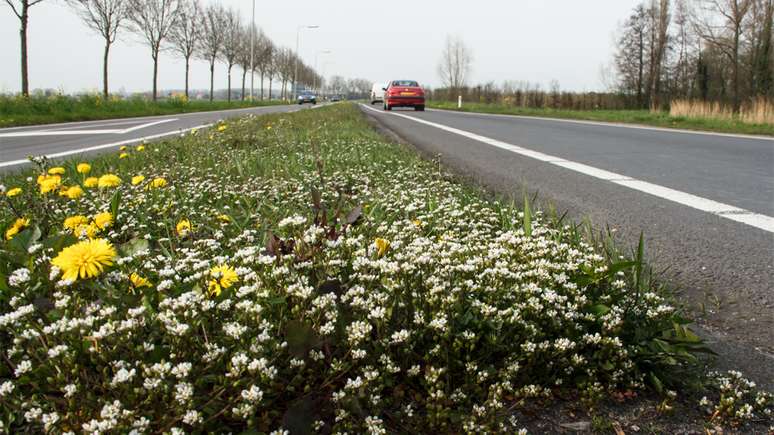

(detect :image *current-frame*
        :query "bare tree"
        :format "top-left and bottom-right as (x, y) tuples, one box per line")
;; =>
(67, 0), (128, 98)
(4, 0), (47, 96)
(219, 7), (241, 102)
(168, 0), (200, 99)
(198, 3), (226, 101)
(693, 0), (753, 111)
(237, 25), (254, 101)
(127, 0), (180, 100)
(616, 4), (649, 106)
(254, 32), (273, 100)
(748, 0), (773, 96)
(437, 34), (473, 98)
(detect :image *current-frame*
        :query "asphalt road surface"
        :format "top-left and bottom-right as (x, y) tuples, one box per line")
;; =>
(360, 104), (774, 389)
(0, 103), (319, 169)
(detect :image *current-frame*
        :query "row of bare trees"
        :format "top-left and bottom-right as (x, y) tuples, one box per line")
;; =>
(4, 0), (324, 101)
(616, 0), (773, 111)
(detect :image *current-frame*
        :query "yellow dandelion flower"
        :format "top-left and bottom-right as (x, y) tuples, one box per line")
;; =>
(412, 219), (422, 227)
(74, 223), (99, 239)
(51, 238), (116, 282)
(119, 146), (128, 151)
(129, 272), (151, 289)
(48, 167), (66, 175)
(5, 217), (30, 240)
(98, 174), (121, 188)
(131, 175), (145, 186)
(217, 214), (231, 223)
(93, 211), (113, 230)
(64, 185), (84, 199)
(84, 177), (99, 188)
(217, 124), (227, 132)
(374, 238), (390, 258)
(176, 219), (192, 237)
(39, 176), (61, 194)
(147, 177), (167, 189)
(64, 215), (89, 232)
(207, 264), (238, 297)
(6, 187), (22, 198)
(119, 152), (129, 159)
(77, 163), (92, 174)
(136, 145), (145, 151)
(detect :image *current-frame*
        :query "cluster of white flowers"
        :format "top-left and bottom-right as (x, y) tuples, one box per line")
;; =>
(700, 370), (773, 426)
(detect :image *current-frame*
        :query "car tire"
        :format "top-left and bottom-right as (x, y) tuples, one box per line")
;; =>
(386, 105), (392, 111)
(312, 100), (316, 105)
(415, 105), (425, 111)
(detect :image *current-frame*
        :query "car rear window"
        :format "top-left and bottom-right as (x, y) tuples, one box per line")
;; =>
(392, 80), (419, 87)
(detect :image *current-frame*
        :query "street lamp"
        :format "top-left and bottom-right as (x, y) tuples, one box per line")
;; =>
(314, 50), (332, 93)
(249, 0), (255, 100)
(293, 24), (319, 101)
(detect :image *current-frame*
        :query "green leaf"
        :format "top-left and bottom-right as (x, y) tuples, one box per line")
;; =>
(649, 372), (664, 394)
(285, 320), (319, 358)
(588, 304), (611, 316)
(121, 238), (150, 257)
(110, 190), (122, 218)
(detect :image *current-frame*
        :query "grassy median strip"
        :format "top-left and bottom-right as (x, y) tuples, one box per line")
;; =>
(0, 94), (285, 128)
(0, 104), (771, 432)
(428, 101), (774, 137)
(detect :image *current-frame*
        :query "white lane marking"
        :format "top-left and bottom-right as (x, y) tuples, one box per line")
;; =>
(427, 108), (774, 142)
(0, 122), (213, 168)
(361, 104), (774, 233)
(0, 119), (177, 137)
(119, 118), (177, 133)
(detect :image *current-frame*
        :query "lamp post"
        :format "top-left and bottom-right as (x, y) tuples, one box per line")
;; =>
(249, 0), (255, 100)
(293, 24), (318, 101)
(314, 50), (332, 93)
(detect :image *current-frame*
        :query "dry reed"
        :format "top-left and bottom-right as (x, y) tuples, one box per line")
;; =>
(670, 98), (774, 125)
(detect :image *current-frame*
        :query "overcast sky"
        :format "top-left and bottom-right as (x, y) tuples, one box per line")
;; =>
(0, 0), (641, 94)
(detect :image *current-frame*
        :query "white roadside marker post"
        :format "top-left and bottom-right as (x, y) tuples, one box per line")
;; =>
(458, 95), (462, 108)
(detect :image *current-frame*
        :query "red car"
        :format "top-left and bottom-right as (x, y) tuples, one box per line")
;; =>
(383, 80), (425, 111)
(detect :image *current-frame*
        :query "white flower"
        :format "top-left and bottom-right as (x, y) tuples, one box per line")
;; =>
(8, 268), (30, 286)
(182, 409), (202, 425)
(175, 382), (194, 404)
(0, 381), (15, 397)
(171, 362), (192, 379)
(14, 359), (32, 377)
(111, 367), (136, 387)
(241, 385), (263, 403)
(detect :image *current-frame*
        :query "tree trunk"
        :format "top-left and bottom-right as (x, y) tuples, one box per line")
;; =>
(209, 60), (215, 101)
(152, 53), (159, 101)
(227, 65), (232, 102)
(637, 29), (644, 107)
(20, 5), (29, 96)
(103, 39), (110, 99)
(241, 69), (247, 101)
(184, 57), (190, 99)
(269, 77), (272, 99)
(733, 27), (740, 112)
(260, 72), (264, 100)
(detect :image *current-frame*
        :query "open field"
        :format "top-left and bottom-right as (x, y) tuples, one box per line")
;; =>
(427, 101), (774, 137)
(0, 94), (286, 128)
(1, 104), (771, 432)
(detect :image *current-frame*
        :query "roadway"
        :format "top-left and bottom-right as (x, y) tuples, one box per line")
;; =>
(360, 103), (774, 388)
(0, 103), (318, 168)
